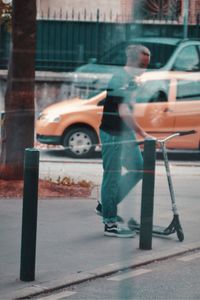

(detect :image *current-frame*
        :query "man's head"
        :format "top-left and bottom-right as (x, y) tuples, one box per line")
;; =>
(125, 45), (151, 69)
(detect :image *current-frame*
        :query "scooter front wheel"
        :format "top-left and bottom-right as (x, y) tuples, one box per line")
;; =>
(176, 228), (184, 242)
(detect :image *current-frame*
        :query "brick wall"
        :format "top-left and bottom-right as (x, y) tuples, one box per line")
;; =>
(189, 0), (200, 24)
(37, 0), (200, 23)
(37, 0), (122, 21)
(120, 0), (134, 21)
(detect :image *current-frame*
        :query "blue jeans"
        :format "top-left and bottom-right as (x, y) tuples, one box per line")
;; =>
(100, 129), (143, 224)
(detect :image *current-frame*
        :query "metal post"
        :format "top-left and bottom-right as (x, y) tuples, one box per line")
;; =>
(95, 9), (100, 60)
(20, 148), (40, 281)
(183, 0), (189, 39)
(139, 138), (156, 250)
(0, 111), (5, 154)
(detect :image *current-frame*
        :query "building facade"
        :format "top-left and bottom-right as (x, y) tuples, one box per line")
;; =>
(37, 0), (128, 22)
(37, 0), (200, 24)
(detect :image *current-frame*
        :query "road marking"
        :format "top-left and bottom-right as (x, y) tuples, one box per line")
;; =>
(37, 290), (76, 300)
(178, 252), (200, 262)
(107, 268), (152, 281)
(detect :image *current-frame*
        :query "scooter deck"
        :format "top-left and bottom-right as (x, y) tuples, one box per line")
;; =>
(133, 224), (171, 236)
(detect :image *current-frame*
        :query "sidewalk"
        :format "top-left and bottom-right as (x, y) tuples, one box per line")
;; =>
(1, 164), (200, 300)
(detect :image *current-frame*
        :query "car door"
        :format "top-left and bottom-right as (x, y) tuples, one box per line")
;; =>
(171, 75), (200, 149)
(170, 45), (200, 149)
(134, 77), (176, 141)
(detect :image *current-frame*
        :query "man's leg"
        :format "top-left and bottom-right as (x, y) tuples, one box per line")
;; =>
(116, 132), (143, 205)
(100, 130), (122, 224)
(100, 130), (137, 238)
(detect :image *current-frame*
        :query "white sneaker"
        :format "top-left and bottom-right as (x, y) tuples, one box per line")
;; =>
(104, 224), (136, 238)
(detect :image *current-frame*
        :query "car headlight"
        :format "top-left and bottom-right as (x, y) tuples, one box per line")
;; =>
(38, 113), (61, 123)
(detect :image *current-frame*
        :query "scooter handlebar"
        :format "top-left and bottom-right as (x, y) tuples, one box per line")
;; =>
(137, 130), (196, 145)
(178, 130), (196, 136)
(157, 130), (197, 144)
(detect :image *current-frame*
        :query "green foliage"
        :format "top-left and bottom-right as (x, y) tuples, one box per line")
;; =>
(0, 0), (12, 31)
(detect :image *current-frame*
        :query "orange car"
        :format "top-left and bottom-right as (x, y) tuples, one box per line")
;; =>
(36, 70), (200, 158)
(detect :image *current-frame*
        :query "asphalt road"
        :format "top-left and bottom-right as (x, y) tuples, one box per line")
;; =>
(33, 250), (200, 300)
(1, 148), (199, 300)
(38, 148), (200, 186)
(39, 147), (200, 162)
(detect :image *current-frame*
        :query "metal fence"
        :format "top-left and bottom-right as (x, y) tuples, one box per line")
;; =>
(0, 6), (200, 72)
(35, 19), (126, 71)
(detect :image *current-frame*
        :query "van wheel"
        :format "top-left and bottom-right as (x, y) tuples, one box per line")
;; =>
(62, 127), (98, 158)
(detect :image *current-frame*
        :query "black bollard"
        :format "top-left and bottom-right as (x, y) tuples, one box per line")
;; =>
(20, 148), (40, 281)
(139, 138), (156, 250)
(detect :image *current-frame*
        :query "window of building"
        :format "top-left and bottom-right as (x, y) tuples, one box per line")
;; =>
(134, 0), (181, 20)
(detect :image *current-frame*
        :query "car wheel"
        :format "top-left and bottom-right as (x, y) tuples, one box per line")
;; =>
(62, 127), (98, 158)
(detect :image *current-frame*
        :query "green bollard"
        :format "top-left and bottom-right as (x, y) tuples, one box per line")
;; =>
(139, 138), (156, 250)
(20, 148), (40, 281)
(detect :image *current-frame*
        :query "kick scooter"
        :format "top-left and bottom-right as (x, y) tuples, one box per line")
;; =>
(128, 130), (196, 242)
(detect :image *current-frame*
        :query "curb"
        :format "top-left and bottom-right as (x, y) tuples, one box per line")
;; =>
(13, 242), (200, 300)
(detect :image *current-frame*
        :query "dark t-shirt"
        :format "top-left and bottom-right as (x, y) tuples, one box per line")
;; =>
(100, 69), (138, 135)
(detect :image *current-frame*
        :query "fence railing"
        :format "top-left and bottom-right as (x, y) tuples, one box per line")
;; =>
(1, 7), (200, 72)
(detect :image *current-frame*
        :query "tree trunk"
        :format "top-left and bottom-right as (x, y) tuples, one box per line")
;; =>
(0, 0), (36, 179)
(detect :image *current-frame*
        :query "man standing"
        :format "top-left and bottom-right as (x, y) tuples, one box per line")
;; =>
(98, 45), (152, 238)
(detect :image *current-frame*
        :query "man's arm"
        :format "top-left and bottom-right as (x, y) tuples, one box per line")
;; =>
(118, 103), (150, 138)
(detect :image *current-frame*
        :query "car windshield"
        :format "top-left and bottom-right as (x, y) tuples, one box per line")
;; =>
(97, 42), (176, 69)
(74, 85), (102, 100)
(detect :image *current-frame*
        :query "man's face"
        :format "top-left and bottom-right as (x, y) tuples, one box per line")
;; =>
(138, 52), (150, 69)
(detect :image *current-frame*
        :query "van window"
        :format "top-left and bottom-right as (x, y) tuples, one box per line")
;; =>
(176, 80), (200, 101)
(98, 42), (176, 69)
(173, 46), (200, 71)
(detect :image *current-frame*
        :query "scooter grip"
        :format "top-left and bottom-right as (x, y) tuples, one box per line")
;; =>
(178, 130), (196, 136)
(137, 140), (145, 146)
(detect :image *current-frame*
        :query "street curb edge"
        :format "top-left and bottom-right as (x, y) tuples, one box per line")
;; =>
(13, 242), (200, 300)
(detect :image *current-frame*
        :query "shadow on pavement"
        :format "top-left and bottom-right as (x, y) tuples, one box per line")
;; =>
(155, 150), (200, 161)
(40, 148), (102, 159)
(40, 148), (199, 161)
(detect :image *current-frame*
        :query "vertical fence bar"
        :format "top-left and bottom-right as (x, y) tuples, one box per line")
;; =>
(139, 138), (156, 250)
(20, 148), (40, 281)
(183, 0), (189, 38)
(95, 9), (100, 60)
(0, 111), (5, 155)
